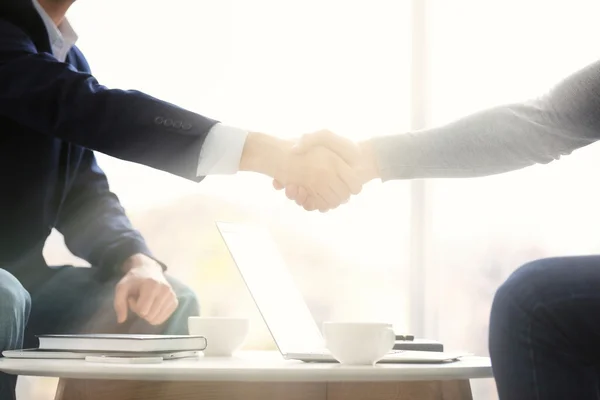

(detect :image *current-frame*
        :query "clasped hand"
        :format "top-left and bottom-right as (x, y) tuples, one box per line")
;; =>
(274, 130), (378, 212)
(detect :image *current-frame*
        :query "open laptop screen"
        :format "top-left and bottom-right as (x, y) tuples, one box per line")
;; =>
(216, 222), (325, 354)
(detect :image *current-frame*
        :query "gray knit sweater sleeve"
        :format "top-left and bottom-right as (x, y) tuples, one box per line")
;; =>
(372, 60), (600, 181)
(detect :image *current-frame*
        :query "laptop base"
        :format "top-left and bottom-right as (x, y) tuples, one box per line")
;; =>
(284, 350), (469, 364)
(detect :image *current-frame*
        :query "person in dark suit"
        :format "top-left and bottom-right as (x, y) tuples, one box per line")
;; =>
(0, 0), (363, 398)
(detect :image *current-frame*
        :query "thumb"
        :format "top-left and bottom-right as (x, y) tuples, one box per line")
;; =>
(294, 130), (362, 166)
(113, 282), (130, 323)
(291, 132), (322, 154)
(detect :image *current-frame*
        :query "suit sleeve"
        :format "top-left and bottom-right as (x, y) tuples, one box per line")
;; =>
(0, 19), (218, 181)
(371, 59), (600, 180)
(55, 150), (162, 273)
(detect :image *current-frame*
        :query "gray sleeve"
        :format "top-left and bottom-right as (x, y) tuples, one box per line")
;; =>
(372, 60), (600, 181)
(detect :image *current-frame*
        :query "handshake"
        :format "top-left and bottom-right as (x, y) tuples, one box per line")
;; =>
(241, 130), (380, 212)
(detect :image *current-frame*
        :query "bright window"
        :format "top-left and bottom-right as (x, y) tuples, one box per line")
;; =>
(426, 1), (600, 398)
(44, 0), (413, 349)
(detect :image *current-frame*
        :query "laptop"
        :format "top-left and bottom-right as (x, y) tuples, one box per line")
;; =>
(215, 221), (469, 363)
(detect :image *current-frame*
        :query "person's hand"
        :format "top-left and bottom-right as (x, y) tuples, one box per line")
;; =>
(237, 130), (364, 211)
(114, 254), (177, 326)
(275, 142), (363, 211)
(293, 130), (364, 166)
(273, 130), (380, 211)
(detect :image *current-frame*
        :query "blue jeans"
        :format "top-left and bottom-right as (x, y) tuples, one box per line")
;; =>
(0, 266), (199, 400)
(490, 255), (600, 400)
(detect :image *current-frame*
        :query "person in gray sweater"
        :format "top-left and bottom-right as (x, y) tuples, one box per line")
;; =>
(275, 59), (600, 400)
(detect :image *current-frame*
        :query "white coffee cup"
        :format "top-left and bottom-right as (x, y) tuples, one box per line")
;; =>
(323, 321), (395, 365)
(188, 316), (250, 357)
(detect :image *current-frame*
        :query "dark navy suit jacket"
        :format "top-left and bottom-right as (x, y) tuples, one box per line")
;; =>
(0, 0), (217, 275)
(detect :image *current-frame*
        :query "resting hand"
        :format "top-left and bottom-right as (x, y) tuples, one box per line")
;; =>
(114, 254), (178, 326)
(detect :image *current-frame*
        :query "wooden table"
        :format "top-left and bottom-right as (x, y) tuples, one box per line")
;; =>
(0, 351), (493, 400)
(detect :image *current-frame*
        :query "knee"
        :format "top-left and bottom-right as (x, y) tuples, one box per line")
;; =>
(0, 269), (31, 316)
(490, 259), (547, 330)
(167, 277), (200, 317)
(0, 269), (30, 343)
(177, 286), (200, 317)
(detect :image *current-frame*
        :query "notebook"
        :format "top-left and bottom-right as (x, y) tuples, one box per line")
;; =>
(36, 334), (207, 353)
(2, 348), (200, 360)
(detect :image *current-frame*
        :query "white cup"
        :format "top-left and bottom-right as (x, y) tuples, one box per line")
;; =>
(188, 317), (250, 357)
(323, 321), (395, 365)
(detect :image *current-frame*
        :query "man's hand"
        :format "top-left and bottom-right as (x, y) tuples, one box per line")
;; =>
(278, 145), (363, 211)
(239, 132), (363, 211)
(114, 254), (178, 326)
(272, 130), (380, 211)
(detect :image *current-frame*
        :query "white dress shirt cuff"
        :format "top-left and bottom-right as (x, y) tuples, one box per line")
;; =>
(196, 123), (249, 176)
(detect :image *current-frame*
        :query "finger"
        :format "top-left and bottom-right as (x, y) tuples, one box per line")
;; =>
(284, 185), (300, 200)
(316, 170), (346, 209)
(302, 196), (319, 211)
(146, 288), (174, 324)
(128, 297), (137, 314)
(311, 186), (336, 212)
(318, 200), (331, 213)
(317, 184), (339, 209)
(295, 187), (309, 206)
(327, 176), (351, 206)
(303, 191), (327, 212)
(135, 282), (161, 318)
(153, 298), (179, 326)
(113, 281), (130, 323)
(272, 180), (284, 190)
(336, 160), (363, 195)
